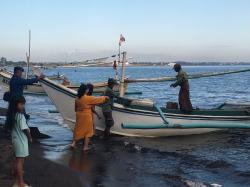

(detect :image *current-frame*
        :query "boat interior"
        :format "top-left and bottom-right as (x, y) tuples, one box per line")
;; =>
(115, 97), (250, 116)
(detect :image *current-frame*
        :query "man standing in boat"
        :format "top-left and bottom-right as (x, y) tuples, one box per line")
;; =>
(101, 78), (117, 138)
(170, 63), (193, 112)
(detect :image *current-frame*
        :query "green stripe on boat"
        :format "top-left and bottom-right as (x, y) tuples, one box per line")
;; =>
(122, 122), (250, 129)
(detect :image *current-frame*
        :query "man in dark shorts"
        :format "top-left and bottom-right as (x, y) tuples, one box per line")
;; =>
(102, 78), (117, 138)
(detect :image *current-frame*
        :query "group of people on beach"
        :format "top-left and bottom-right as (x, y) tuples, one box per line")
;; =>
(3, 63), (192, 187)
(69, 62), (193, 154)
(3, 66), (118, 187)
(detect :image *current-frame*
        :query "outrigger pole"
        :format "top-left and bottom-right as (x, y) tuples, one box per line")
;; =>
(126, 68), (250, 83)
(26, 30), (31, 79)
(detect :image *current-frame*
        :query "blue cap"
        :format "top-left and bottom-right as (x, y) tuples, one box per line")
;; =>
(14, 66), (24, 73)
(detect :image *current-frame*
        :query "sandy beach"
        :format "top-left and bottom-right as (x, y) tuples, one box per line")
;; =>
(0, 126), (85, 187)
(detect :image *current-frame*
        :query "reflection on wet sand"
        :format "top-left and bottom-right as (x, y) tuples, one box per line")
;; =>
(69, 151), (91, 173)
(67, 144), (110, 187)
(54, 132), (250, 187)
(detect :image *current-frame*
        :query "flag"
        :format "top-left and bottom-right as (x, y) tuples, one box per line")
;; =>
(119, 34), (125, 45)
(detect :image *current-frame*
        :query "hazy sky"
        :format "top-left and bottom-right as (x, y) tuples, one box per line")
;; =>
(1, 0), (250, 62)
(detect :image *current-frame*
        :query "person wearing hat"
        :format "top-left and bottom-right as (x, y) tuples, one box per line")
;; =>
(101, 78), (117, 138)
(8, 67), (44, 121)
(9, 66), (44, 98)
(170, 64), (193, 112)
(4, 67), (45, 130)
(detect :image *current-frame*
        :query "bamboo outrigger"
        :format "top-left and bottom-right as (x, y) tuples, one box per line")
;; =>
(125, 68), (250, 83)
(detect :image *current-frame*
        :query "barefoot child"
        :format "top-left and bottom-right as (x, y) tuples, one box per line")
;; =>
(6, 96), (32, 187)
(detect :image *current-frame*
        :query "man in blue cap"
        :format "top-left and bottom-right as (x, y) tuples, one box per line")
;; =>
(6, 67), (44, 121)
(9, 66), (44, 98)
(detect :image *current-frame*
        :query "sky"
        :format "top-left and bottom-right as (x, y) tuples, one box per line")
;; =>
(0, 0), (250, 62)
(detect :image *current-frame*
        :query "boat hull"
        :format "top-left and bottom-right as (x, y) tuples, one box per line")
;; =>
(38, 78), (250, 137)
(0, 70), (119, 95)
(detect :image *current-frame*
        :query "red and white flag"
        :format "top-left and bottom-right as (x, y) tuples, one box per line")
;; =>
(119, 34), (125, 45)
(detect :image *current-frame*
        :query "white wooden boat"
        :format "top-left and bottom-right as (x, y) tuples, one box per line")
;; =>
(39, 77), (250, 137)
(67, 82), (123, 93)
(0, 69), (121, 95)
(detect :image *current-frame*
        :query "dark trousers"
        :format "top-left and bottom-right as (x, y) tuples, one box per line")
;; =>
(179, 82), (193, 113)
(103, 111), (114, 137)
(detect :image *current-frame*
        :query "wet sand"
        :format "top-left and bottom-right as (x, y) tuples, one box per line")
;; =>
(2, 124), (250, 187)
(0, 126), (85, 187)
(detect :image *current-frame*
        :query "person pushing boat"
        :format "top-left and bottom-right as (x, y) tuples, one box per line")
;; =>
(170, 63), (193, 112)
(4, 67), (44, 129)
(9, 66), (44, 98)
(70, 84), (108, 151)
(101, 78), (118, 138)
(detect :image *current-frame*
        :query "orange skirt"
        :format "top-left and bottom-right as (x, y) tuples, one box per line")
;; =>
(73, 112), (94, 140)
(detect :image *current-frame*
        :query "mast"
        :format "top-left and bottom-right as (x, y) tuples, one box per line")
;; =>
(116, 42), (121, 80)
(118, 43), (121, 63)
(26, 30), (31, 79)
(119, 51), (127, 97)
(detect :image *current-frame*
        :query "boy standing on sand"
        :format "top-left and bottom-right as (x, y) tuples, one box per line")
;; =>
(102, 78), (117, 138)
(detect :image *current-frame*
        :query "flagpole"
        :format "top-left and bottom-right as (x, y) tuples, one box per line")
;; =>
(119, 51), (127, 97)
(118, 43), (121, 63)
(26, 30), (31, 79)
(116, 42), (121, 80)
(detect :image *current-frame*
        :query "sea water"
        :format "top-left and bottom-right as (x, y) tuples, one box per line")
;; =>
(1, 65), (250, 187)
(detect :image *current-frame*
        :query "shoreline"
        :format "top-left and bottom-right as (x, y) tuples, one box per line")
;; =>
(0, 126), (85, 187)
(2, 63), (250, 69)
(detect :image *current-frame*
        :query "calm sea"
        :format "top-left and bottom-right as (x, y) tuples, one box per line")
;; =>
(1, 65), (250, 187)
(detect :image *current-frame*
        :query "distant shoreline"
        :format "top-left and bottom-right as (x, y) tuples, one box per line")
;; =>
(1, 59), (250, 68)
(39, 62), (250, 68)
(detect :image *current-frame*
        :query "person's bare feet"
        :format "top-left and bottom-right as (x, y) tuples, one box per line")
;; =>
(12, 182), (30, 187)
(70, 144), (76, 149)
(83, 146), (91, 152)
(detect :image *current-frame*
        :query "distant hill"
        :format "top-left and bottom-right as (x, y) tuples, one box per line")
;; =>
(1, 56), (250, 67)
(0, 57), (26, 66)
